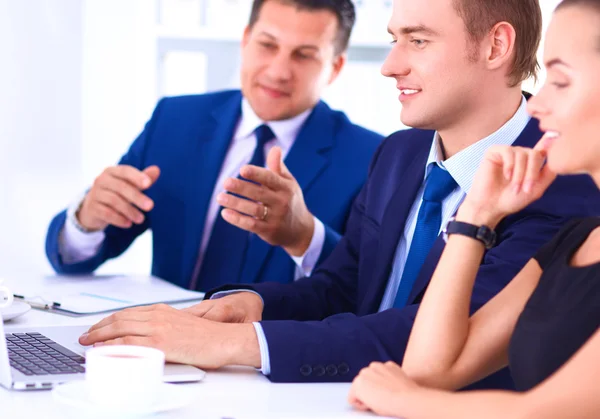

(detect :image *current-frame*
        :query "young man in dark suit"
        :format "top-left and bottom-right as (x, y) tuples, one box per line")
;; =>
(45, 0), (383, 291)
(78, 0), (599, 391)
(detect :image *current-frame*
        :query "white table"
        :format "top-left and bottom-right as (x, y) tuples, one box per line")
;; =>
(1, 303), (377, 419)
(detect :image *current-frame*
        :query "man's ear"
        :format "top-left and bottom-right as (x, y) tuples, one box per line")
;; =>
(242, 25), (252, 48)
(485, 21), (517, 73)
(328, 53), (347, 85)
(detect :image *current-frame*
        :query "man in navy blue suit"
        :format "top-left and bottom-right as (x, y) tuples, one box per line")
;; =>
(45, 0), (382, 291)
(79, 0), (599, 389)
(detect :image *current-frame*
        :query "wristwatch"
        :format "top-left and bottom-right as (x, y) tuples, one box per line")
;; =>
(442, 217), (497, 249)
(67, 193), (94, 234)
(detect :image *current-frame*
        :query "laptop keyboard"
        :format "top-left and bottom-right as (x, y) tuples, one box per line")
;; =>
(5, 332), (86, 376)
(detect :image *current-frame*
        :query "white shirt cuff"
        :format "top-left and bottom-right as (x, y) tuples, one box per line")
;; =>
(290, 216), (325, 278)
(58, 194), (106, 264)
(252, 322), (271, 376)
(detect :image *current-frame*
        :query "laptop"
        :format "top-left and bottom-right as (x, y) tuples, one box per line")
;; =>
(1, 320), (205, 390)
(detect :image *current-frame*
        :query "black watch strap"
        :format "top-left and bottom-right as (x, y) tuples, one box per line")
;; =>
(444, 219), (497, 249)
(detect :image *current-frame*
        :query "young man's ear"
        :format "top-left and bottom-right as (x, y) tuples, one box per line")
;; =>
(486, 22), (517, 72)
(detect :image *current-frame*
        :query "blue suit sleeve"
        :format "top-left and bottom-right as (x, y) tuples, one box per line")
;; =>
(45, 99), (166, 274)
(258, 210), (577, 383)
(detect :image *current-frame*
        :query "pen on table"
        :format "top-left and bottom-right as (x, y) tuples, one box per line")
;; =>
(13, 294), (61, 310)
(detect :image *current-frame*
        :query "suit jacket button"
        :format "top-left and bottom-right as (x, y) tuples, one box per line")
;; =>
(300, 364), (312, 377)
(326, 364), (338, 376)
(338, 363), (350, 375)
(313, 365), (326, 377)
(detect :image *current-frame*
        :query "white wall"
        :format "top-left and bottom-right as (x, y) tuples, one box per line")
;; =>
(0, 0), (84, 279)
(0, 0), (158, 279)
(82, 0), (158, 181)
(524, 0), (564, 93)
(80, 0), (158, 275)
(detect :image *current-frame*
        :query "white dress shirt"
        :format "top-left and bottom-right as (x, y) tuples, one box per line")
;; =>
(58, 99), (326, 282)
(248, 96), (531, 375)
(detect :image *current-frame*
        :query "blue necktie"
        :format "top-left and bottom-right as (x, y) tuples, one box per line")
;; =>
(194, 124), (276, 291)
(392, 165), (457, 308)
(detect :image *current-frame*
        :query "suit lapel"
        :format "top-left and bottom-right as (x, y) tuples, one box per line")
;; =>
(360, 133), (432, 312)
(241, 102), (334, 284)
(181, 93), (243, 286)
(284, 101), (333, 190)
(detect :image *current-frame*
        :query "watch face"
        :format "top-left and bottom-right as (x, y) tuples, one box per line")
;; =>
(476, 227), (497, 249)
(444, 219), (497, 249)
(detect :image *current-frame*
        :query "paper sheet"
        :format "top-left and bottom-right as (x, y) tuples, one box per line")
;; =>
(12, 275), (205, 315)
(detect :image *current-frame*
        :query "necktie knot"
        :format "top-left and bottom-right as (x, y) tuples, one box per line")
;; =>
(254, 124), (276, 149)
(248, 124), (276, 169)
(422, 165), (457, 203)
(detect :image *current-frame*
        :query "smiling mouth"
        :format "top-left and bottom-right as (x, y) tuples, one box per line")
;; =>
(398, 89), (422, 102)
(400, 89), (421, 95)
(259, 85), (290, 98)
(542, 130), (562, 143)
(540, 130), (561, 150)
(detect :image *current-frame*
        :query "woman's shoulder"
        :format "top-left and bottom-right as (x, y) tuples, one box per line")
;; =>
(534, 217), (600, 269)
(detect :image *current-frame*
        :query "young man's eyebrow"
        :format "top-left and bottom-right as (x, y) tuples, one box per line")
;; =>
(387, 25), (440, 37)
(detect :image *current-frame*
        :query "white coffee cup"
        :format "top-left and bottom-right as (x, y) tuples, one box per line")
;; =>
(0, 279), (13, 310)
(85, 345), (165, 411)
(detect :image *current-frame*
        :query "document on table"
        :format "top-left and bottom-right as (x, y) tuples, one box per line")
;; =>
(11, 275), (205, 316)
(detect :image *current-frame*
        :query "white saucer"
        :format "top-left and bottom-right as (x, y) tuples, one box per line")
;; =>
(1, 301), (31, 321)
(52, 381), (195, 418)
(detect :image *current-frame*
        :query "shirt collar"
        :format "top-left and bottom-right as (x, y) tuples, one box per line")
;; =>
(234, 98), (313, 150)
(426, 95), (530, 193)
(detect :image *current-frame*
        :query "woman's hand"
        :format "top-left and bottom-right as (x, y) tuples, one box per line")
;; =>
(459, 136), (556, 228)
(348, 361), (419, 418)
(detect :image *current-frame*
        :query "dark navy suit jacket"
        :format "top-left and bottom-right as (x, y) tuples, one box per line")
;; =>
(207, 119), (600, 385)
(45, 90), (383, 290)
